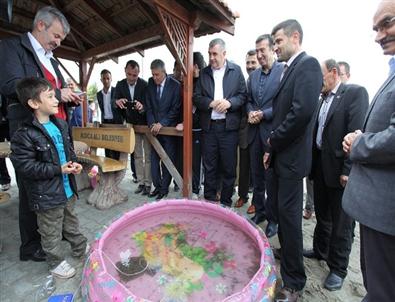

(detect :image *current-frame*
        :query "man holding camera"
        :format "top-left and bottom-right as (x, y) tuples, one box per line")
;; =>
(114, 60), (150, 194)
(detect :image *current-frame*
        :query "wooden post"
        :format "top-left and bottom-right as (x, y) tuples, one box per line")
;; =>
(79, 60), (88, 126)
(182, 26), (194, 198)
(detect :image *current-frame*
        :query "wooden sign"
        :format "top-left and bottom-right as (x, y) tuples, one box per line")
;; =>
(72, 127), (135, 153)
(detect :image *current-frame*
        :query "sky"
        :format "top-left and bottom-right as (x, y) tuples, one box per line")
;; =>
(60, 0), (388, 100)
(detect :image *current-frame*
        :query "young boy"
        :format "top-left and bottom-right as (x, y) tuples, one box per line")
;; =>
(10, 77), (87, 279)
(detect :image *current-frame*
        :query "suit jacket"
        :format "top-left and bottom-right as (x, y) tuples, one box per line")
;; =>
(145, 76), (181, 127)
(0, 33), (67, 123)
(311, 83), (369, 188)
(270, 52), (323, 179)
(113, 78), (148, 125)
(96, 86), (122, 123)
(247, 61), (283, 148)
(343, 73), (395, 236)
(193, 60), (247, 132)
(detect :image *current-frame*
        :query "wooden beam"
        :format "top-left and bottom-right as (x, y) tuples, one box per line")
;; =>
(149, 0), (191, 24)
(63, 0), (83, 13)
(82, 0), (123, 37)
(133, 125), (182, 137)
(55, 57), (79, 85)
(193, 10), (235, 35)
(182, 25), (194, 198)
(205, 0), (235, 25)
(81, 24), (162, 60)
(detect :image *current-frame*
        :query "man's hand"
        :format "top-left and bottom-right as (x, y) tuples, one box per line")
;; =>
(248, 110), (263, 124)
(151, 123), (163, 136)
(343, 130), (362, 155)
(134, 100), (144, 111)
(115, 98), (128, 109)
(175, 123), (183, 131)
(263, 152), (271, 170)
(214, 99), (231, 113)
(60, 88), (81, 104)
(340, 175), (348, 187)
(209, 99), (220, 109)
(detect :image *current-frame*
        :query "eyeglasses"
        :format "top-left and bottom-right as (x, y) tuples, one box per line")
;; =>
(374, 16), (395, 32)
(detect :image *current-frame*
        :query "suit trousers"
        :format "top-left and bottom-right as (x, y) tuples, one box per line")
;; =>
(360, 224), (395, 302)
(151, 135), (176, 194)
(304, 178), (314, 211)
(102, 119), (120, 160)
(237, 145), (250, 200)
(313, 154), (353, 278)
(134, 133), (151, 187)
(9, 117), (42, 256)
(192, 130), (202, 194)
(202, 121), (238, 207)
(249, 135), (276, 222)
(273, 173), (306, 290)
(0, 121), (10, 185)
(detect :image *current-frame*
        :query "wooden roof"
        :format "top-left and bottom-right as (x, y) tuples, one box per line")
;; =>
(0, 0), (237, 63)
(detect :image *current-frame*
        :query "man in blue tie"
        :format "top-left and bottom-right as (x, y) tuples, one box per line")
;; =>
(145, 59), (181, 200)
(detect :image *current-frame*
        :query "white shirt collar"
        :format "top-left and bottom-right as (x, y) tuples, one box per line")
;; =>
(102, 87), (112, 95)
(27, 32), (53, 59)
(285, 50), (303, 68)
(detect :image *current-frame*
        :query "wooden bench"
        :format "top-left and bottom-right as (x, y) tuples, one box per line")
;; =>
(72, 126), (135, 209)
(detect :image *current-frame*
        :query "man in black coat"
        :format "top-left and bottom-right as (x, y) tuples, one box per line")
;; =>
(0, 6), (80, 262)
(194, 38), (246, 207)
(266, 20), (323, 301)
(305, 59), (369, 291)
(114, 60), (150, 194)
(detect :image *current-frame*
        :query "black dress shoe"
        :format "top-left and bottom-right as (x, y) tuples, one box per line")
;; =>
(148, 189), (160, 198)
(265, 221), (278, 238)
(303, 249), (324, 260)
(134, 185), (145, 194)
(324, 271), (344, 291)
(272, 248), (281, 260)
(251, 213), (266, 224)
(20, 249), (46, 262)
(156, 193), (168, 200)
(142, 186), (151, 196)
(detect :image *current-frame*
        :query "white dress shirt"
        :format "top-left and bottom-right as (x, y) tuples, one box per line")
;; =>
(211, 63), (227, 120)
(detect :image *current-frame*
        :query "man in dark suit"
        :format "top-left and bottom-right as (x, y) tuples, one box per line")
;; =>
(194, 38), (247, 207)
(0, 6), (80, 262)
(0, 6), (81, 261)
(145, 59), (181, 200)
(96, 69), (122, 159)
(114, 60), (150, 194)
(266, 20), (323, 301)
(246, 34), (283, 238)
(342, 1), (395, 300)
(304, 59), (369, 291)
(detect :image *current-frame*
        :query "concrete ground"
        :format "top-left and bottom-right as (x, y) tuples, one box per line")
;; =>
(0, 157), (365, 301)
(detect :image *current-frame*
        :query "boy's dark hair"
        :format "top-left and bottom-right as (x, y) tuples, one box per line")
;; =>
(16, 77), (53, 111)
(193, 52), (206, 70)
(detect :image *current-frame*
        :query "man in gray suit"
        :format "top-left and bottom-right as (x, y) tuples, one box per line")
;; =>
(342, 1), (395, 301)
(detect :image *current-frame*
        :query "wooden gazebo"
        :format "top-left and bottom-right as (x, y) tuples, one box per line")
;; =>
(0, 0), (238, 197)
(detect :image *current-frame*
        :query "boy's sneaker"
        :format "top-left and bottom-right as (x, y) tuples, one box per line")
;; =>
(1, 183), (10, 191)
(51, 260), (76, 279)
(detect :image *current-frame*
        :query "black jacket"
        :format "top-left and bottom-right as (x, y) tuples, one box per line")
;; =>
(0, 33), (68, 124)
(193, 60), (247, 132)
(96, 86), (123, 123)
(113, 78), (148, 125)
(10, 116), (78, 211)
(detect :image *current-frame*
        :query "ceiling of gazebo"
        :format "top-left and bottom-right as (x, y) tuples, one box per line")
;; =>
(0, 0), (237, 63)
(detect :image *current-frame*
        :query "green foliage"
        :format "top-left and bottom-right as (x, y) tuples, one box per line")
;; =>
(87, 83), (98, 101)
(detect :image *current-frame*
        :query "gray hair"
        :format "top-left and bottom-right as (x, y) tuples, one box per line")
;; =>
(209, 38), (226, 51)
(33, 6), (70, 35)
(324, 59), (340, 74)
(150, 59), (166, 72)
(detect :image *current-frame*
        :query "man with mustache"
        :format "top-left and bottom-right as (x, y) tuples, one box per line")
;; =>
(0, 6), (79, 263)
(342, 1), (395, 301)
